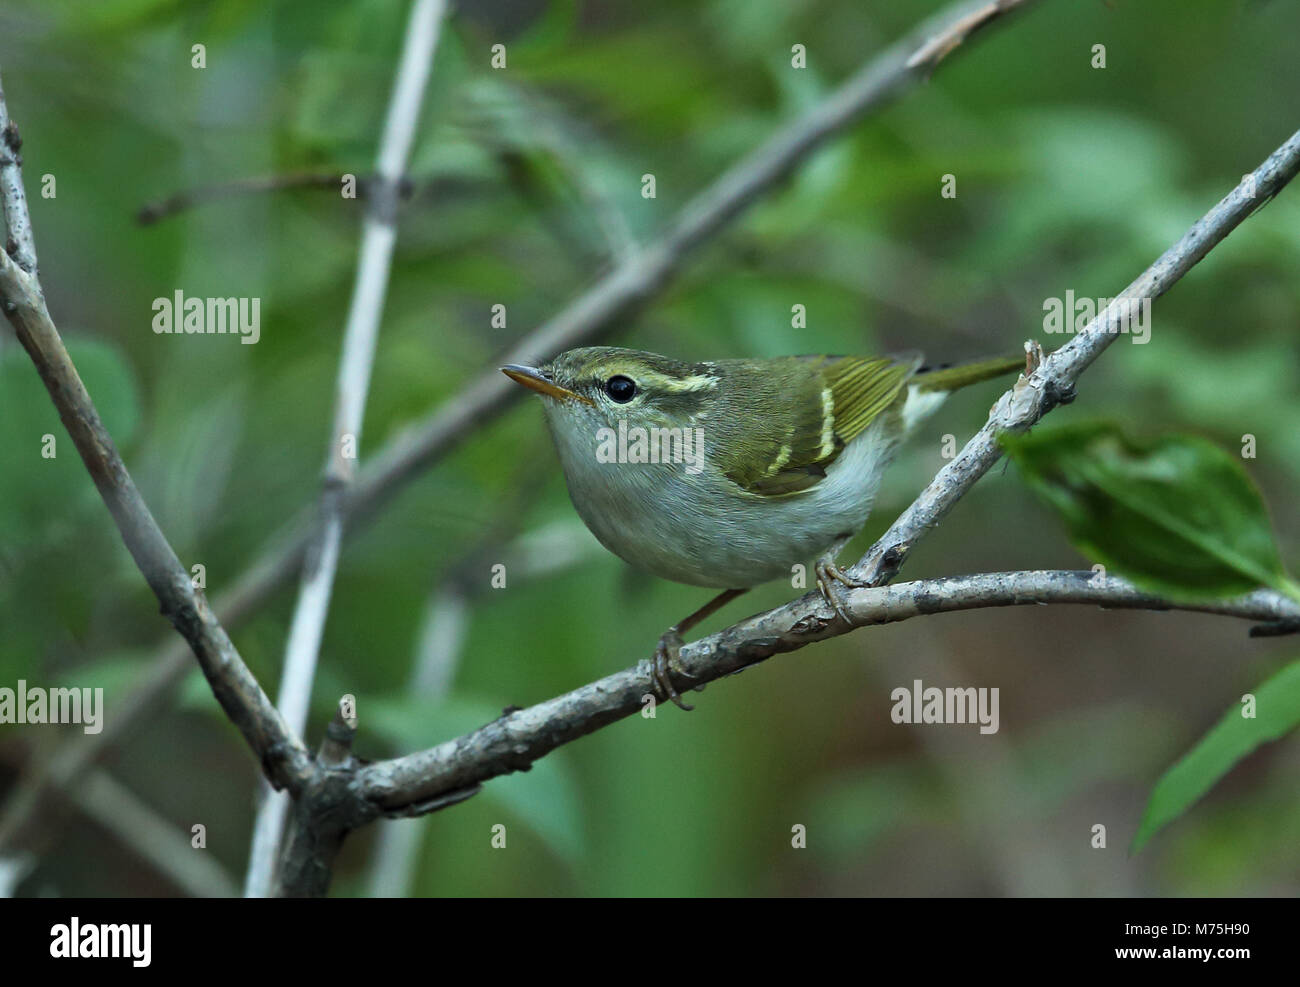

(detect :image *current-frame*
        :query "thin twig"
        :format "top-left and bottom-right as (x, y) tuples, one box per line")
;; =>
(0, 72), (313, 796)
(244, 0), (449, 899)
(74, 771), (240, 898)
(137, 173), (496, 225)
(849, 128), (1300, 587)
(353, 571), (1300, 814)
(0, 72), (36, 275)
(0, 0), (1041, 857)
(137, 173), (351, 225)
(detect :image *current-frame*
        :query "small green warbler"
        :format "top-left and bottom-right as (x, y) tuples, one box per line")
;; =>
(504, 346), (1023, 709)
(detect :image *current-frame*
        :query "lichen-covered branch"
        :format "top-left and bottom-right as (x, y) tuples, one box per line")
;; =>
(354, 570), (1300, 813)
(0, 72), (37, 276)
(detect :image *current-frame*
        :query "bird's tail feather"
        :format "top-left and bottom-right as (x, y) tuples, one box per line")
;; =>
(913, 354), (1024, 392)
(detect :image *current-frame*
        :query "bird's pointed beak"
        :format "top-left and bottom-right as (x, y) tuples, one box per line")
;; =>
(501, 364), (594, 405)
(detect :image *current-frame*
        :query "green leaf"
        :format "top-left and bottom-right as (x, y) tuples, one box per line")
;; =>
(1001, 422), (1294, 602)
(1133, 659), (1300, 852)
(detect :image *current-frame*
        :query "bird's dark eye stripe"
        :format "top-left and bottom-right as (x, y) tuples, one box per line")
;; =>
(605, 375), (637, 402)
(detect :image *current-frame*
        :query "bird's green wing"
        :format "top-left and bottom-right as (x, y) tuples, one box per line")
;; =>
(717, 354), (917, 497)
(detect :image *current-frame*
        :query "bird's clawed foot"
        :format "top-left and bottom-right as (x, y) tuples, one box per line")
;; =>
(648, 588), (747, 712)
(652, 628), (695, 711)
(815, 547), (866, 624)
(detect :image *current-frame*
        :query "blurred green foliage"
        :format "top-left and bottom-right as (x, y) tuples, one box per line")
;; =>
(1, 0), (1298, 896)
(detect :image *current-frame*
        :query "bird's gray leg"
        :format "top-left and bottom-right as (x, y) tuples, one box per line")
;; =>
(653, 588), (748, 711)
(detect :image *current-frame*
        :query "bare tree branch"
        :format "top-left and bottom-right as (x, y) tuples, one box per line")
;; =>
(0, 80), (313, 793)
(354, 571), (1300, 814)
(0, 73), (36, 276)
(0, 0), (1042, 856)
(244, 0), (450, 898)
(850, 128), (1300, 588)
(273, 697), (366, 898)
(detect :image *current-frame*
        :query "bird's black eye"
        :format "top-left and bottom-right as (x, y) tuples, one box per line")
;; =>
(605, 375), (637, 403)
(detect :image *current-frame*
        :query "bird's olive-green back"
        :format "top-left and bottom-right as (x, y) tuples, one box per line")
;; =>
(538, 346), (1021, 500)
(709, 354), (918, 497)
